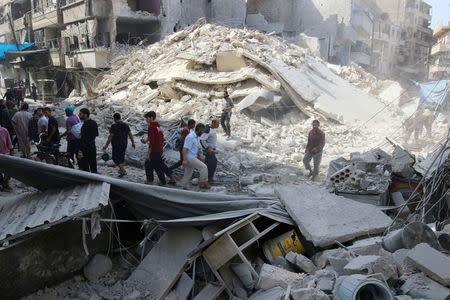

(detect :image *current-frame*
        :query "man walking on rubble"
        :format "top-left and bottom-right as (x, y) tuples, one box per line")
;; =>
(142, 111), (176, 186)
(103, 113), (136, 177)
(44, 108), (59, 145)
(303, 120), (325, 181)
(60, 106), (81, 162)
(169, 119), (195, 170)
(78, 108), (98, 173)
(182, 123), (209, 189)
(0, 122), (14, 190)
(12, 103), (32, 158)
(221, 91), (234, 138)
(200, 118), (219, 183)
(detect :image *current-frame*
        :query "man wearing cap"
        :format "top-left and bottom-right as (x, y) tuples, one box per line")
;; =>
(60, 106), (81, 162)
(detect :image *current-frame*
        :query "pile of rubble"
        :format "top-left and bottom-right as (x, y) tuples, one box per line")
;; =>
(64, 19), (447, 182)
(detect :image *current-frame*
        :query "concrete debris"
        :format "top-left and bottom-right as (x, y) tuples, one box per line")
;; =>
(314, 269), (337, 293)
(291, 288), (329, 300)
(249, 287), (285, 300)
(400, 273), (450, 300)
(347, 237), (383, 256)
(344, 255), (398, 280)
(391, 146), (415, 178)
(192, 283), (225, 300)
(231, 263), (256, 290)
(83, 254), (113, 281)
(256, 264), (303, 290)
(392, 249), (418, 276)
(277, 185), (392, 247)
(285, 252), (318, 274)
(273, 256), (298, 273)
(405, 243), (450, 286)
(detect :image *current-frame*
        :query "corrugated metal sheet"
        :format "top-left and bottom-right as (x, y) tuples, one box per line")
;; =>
(0, 182), (110, 242)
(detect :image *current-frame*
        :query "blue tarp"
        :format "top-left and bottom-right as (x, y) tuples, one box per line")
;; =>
(418, 80), (450, 106)
(0, 43), (34, 60)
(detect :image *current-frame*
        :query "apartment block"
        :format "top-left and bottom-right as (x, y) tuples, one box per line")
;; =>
(429, 21), (450, 80)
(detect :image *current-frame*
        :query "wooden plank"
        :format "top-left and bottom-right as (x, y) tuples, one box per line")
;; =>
(193, 284), (225, 300)
(239, 222), (280, 251)
(203, 234), (238, 270)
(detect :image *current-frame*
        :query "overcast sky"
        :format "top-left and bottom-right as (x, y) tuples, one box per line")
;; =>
(423, 0), (450, 29)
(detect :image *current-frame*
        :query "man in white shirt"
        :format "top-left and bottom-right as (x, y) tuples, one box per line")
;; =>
(200, 118), (219, 182)
(37, 107), (48, 134)
(182, 123), (209, 189)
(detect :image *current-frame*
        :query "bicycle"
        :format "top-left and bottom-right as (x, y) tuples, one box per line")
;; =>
(31, 139), (74, 169)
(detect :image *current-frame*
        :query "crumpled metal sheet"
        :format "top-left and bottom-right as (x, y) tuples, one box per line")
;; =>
(0, 155), (289, 223)
(0, 182), (110, 243)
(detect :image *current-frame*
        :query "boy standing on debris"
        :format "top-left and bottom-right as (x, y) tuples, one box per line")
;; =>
(221, 91), (234, 138)
(142, 111), (176, 185)
(182, 123), (209, 189)
(200, 118), (219, 183)
(170, 119), (196, 170)
(103, 113), (136, 177)
(60, 106), (81, 162)
(303, 120), (325, 181)
(78, 108), (98, 173)
(12, 103), (32, 158)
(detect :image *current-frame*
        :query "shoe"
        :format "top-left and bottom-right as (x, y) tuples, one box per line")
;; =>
(168, 181), (177, 186)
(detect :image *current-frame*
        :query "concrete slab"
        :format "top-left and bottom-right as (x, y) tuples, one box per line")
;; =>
(126, 227), (202, 300)
(401, 273), (450, 300)
(166, 272), (194, 300)
(256, 264), (304, 290)
(192, 283), (224, 300)
(216, 50), (246, 72)
(406, 243), (450, 286)
(249, 287), (285, 300)
(276, 185), (392, 247)
(344, 255), (397, 280)
(291, 288), (328, 300)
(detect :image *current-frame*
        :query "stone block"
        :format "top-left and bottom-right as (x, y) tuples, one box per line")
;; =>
(401, 273), (450, 300)
(347, 237), (383, 256)
(314, 269), (337, 293)
(83, 254), (112, 281)
(406, 243), (450, 286)
(344, 255), (397, 280)
(291, 288), (329, 300)
(285, 252), (318, 274)
(256, 264), (303, 290)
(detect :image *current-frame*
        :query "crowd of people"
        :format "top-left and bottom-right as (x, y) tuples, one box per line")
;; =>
(0, 90), (326, 191)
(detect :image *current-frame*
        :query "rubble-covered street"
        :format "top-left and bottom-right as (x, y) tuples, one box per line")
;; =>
(0, 10), (449, 300)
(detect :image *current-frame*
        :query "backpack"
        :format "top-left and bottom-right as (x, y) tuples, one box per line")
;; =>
(71, 120), (83, 139)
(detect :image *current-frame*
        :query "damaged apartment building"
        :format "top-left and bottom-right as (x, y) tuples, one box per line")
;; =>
(0, 0), (434, 100)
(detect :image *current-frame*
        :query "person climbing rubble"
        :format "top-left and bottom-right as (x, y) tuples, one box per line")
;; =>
(303, 120), (325, 181)
(221, 91), (234, 138)
(403, 109), (436, 143)
(182, 123), (209, 190)
(200, 118), (219, 183)
(103, 113), (136, 177)
(78, 108), (98, 173)
(142, 111), (176, 186)
(169, 119), (196, 170)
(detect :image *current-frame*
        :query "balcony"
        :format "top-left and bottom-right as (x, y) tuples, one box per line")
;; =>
(431, 43), (450, 55)
(62, 1), (88, 24)
(65, 48), (110, 69)
(32, 10), (58, 30)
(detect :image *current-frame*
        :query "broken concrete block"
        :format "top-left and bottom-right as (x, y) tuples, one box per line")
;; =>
(273, 256), (298, 273)
(406, 243), (450, 286)
(216, 50), (246, 72)
(314, 269), (337, 293)
(231, 263), (255, 290)
(347, 237), (383, 256)
(276, 185), (392, 247)
(256, 264), (303, 290)
(392, 249), (417, 276)
(285, 252), (317, 274)
(83, 254), (112, 281)
(328, 257), (351, 276)
(344, 255), (397, 280)
(313, 248), (353, 269)
(249, 287), (285, 300)
(291, 288), (328, 300)
(401, 273), (450, 300)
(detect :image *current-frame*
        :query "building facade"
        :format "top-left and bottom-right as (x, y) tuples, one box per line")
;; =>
(429, 21), (450, 80)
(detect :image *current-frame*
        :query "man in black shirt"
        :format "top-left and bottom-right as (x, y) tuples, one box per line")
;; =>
(103, 113), (136, 177)
(78, 108), (98, 173)
(44, 107), (59, 145)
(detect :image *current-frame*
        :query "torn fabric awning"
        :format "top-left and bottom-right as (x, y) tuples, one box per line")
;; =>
(0, 155), (290, 224)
